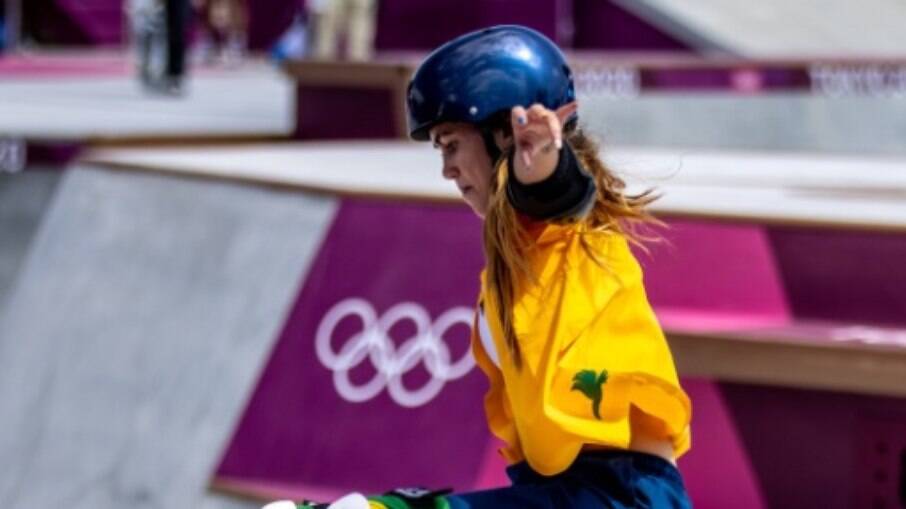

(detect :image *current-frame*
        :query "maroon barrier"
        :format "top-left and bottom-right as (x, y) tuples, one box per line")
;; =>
(767, 227), (906, 327)
(0, 139), (83, 173)
(372, 0), (686, 52)
(25, 142), (84, 168)
(571, 0), (690, 51)
(248, 0), (302, 50)
(295, 86), (401, 140)
(374, 0), (558, 50)
(22, 0), (123, 45)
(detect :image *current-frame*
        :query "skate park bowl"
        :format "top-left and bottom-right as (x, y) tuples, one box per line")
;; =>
(4, 9), (906, 508)
(1, 136), (904, 508)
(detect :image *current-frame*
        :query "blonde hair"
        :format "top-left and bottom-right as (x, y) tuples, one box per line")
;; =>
(482, 125), (660, 368)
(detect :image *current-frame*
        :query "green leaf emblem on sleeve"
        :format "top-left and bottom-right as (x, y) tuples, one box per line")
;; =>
(570, 369), (609, 420)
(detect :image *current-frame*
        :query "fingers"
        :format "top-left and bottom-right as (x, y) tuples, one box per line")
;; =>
(510, 103), (574, 170)
(521, 146), (532, 169)
(555, 101), (578, 125)
(513, 104), (562, 150)
(511, 105), (528, 127)
(526, 104), (561, 149)
(544, 110), (562, 149)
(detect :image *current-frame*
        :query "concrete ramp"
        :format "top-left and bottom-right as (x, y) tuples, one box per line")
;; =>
(0, 170), (61, 308)
(580, 92), (906, 155)
(0, 165), (336, 508)
(0, 56), (294, 142)
(613, 0), (906, 56)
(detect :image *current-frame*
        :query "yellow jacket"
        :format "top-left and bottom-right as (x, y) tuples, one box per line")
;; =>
(472, 221), (691, 476)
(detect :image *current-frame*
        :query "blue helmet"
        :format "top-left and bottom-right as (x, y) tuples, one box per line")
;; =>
(406, 25), (576, 141)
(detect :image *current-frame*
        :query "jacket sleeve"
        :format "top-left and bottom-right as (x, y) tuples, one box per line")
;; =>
(506, 143), (596, 221)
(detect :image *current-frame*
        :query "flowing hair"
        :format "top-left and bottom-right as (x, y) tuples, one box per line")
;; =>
(482, 121), (661, 368)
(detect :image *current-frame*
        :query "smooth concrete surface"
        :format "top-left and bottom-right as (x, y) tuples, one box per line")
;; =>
(614, 0), (906, 57)
(0, 169), (61, 308)
(0, 60), (294, 140)
(0, 165), (337, 508)
(580, 92), (906, 155)
(82, 142), (906, 231)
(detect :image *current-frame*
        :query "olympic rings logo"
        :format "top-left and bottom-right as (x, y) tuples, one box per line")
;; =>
(315, 298), (476, 408)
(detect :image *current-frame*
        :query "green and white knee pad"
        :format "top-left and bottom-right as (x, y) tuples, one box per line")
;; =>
(263, 487), (452, 509)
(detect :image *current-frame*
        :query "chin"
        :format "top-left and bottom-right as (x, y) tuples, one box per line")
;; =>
(467, 199), (487, 219)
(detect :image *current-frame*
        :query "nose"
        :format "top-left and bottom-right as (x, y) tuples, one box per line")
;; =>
(441, 160), (459, 180)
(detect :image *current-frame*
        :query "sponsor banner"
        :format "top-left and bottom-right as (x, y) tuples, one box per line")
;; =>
(215, 199), (497, 498)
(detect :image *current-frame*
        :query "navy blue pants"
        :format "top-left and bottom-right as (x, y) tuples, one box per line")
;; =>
(447, 450), (692, 508)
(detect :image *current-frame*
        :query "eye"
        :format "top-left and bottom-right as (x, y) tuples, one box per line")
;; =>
(443, 141), (458, 156)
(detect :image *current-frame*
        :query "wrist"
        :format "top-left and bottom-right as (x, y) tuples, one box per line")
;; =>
(511, 144), (562, 185)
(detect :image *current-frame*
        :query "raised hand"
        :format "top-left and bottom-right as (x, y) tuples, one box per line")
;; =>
(510, 102), (578, 183)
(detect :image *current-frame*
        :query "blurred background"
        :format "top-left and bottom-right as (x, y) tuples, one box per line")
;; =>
(2, 1), (906, 508)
